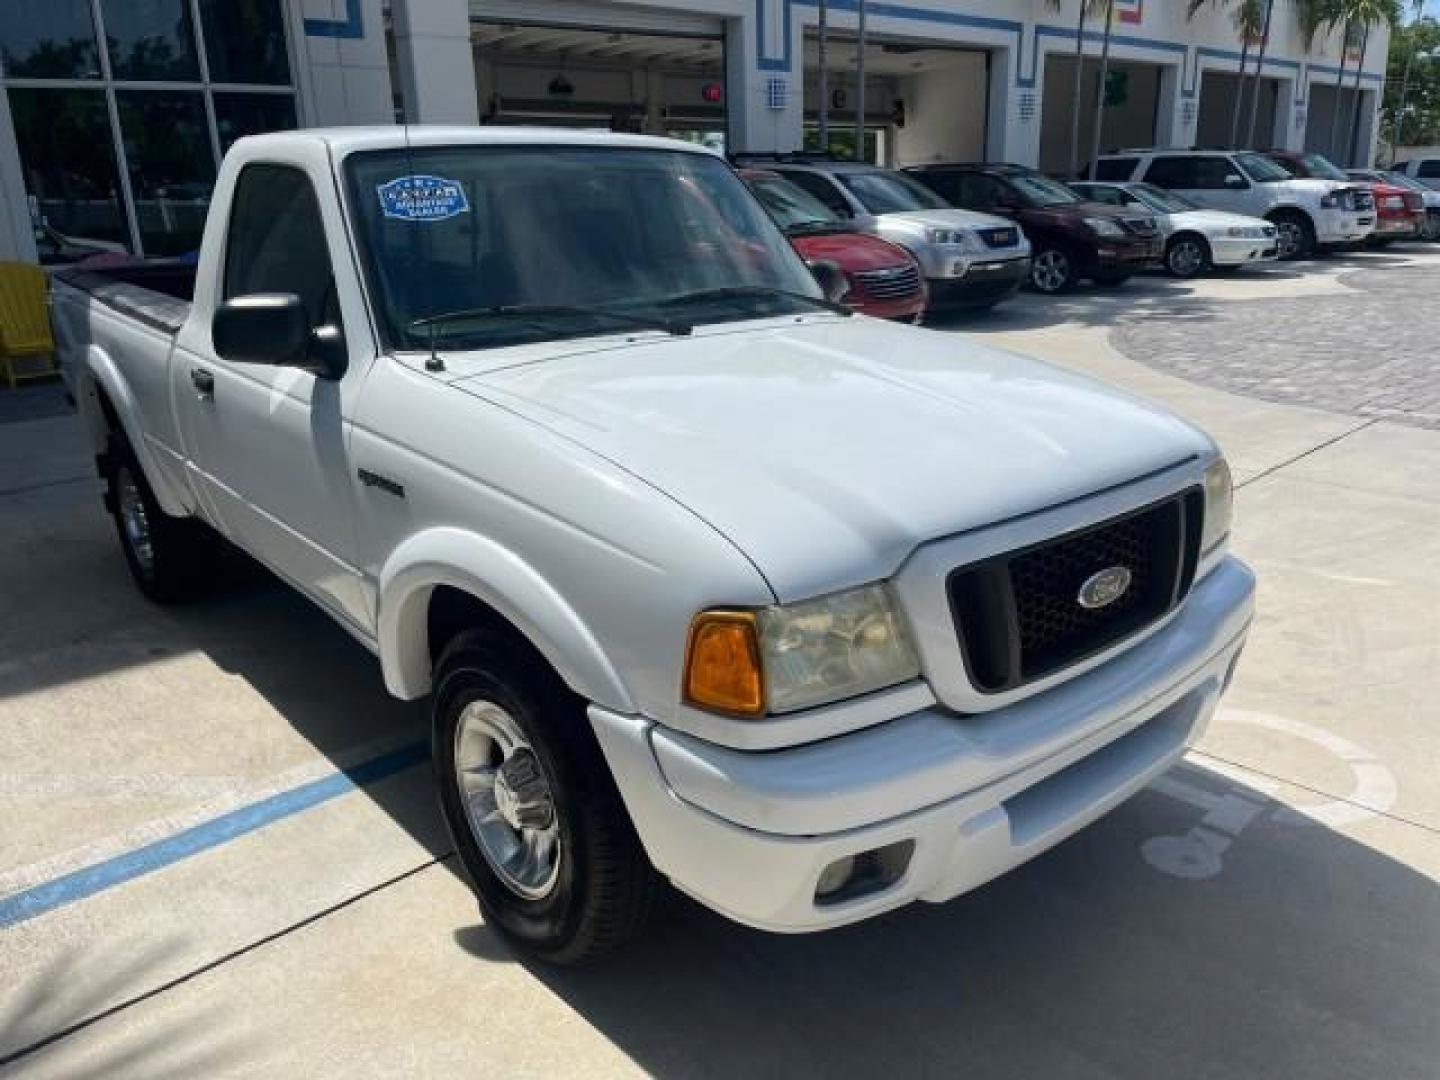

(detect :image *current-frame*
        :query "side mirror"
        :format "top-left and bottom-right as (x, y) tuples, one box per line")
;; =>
(807, 259), (851, 305)
(213, 293), (347, 379)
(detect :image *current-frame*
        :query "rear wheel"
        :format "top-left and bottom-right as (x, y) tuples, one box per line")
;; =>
(1268, 210), (1314, 261)
(103, 432), (212, 602)
(432, 628), (661, 964)
(1030, 245), (1077, 294)
(1165, 233), (1212, 278)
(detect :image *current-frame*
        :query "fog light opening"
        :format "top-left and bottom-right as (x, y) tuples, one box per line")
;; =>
(814, 840), (915, 906)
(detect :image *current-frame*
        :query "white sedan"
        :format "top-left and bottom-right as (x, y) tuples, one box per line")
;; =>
(1072, 181), (1278, 278)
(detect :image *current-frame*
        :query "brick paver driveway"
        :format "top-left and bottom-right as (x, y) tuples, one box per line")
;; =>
(1114, 265), (1440, 429)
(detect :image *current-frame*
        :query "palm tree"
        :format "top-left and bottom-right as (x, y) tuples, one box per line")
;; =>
(1319, 0), (1400, 162)
(1244, 0), (1278, 147)
(1342, 0), (1402, 163)
(1086, 0), (1117, 179)
(1187, 0), (1268, 147)
(1044, 1), (1109, 179)
(1392, 0), (1428, 155)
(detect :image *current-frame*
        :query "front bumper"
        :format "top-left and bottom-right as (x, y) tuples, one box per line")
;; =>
(1210, 236), (1279, 265)
(591, 556), (1255, 934)
(925, 256), (1030, 310)
(1371, 214), (1422, 239)
(1316, 207), (1374, 243)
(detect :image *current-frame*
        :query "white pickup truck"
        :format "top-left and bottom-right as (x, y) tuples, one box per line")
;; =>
(51, 127), (1254, 964)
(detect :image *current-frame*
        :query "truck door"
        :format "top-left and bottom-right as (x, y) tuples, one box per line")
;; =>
(173, 162), (373, 633)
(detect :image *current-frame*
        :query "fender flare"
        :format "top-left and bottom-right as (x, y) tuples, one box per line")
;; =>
(82, 346), (191, 516)
(377, 526), (635, 712)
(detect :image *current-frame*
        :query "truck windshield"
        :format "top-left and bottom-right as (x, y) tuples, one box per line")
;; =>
(1234, 152), (1294, 183)
(345, 146), (824, 351)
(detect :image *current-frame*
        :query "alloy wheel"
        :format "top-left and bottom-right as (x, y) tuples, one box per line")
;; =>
(1168, 238), (1205, 277)
(1031, 249), (1070, 293)
(115, 466), (156, 576)
(453, 700), (562, 900)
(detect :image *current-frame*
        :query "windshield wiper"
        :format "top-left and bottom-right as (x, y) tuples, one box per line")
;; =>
(408, 303), (692, 340)
(653, 286), (851, 316)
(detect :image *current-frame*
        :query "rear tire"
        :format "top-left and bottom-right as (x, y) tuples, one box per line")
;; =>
(102, 432), (212, 602)
(1268, 210), (1314, 261)
(1164, 233), (1212, 278)
(432, 628), (661, 965)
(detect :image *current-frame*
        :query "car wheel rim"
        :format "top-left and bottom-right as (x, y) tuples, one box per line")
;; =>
(1033, 251), (1068, 292)
(454, 700), (561, 900)
(116, 467), (155, 575)
(1275, 221), (1302, 258)
(1170, 241), (1203, 276)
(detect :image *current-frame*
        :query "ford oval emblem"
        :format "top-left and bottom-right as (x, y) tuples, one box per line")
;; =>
(1077, 566), (1132, 610)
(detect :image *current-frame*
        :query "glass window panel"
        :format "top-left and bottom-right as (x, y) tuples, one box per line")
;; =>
(115, 90), (215, 257)
(0, 0), (101, 79)
(225, 164), (339, 329)
(101, 0), (200, 81)
(6, 88), (132, 263)
(213, 93), (297, 155)
(198, 0), (290, 85)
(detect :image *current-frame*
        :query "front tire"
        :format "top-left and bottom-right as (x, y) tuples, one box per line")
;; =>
(1165, 233), (1211, 278)
(1269, 210), (1314, 261)
(1030, 245), (1077, 293)
(432, 628), (660, 965)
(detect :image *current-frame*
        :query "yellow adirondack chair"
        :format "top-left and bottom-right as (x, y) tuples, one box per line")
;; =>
(0, 262), (57, 390)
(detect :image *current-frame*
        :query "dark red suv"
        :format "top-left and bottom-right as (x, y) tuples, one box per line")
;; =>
(904, 163), (1161, 293)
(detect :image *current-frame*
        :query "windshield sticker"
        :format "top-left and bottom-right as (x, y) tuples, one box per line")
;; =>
(376, 175), (470, 222)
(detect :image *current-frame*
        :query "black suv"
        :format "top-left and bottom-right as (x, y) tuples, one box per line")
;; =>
(904, 163), (1161, 293)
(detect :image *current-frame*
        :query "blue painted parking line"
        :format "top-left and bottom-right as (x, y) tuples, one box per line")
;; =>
(0, 741), (428, 931)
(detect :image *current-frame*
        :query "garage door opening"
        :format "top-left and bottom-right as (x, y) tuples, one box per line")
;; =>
(804, 31), (990, 166)
(1040, 56), (1168, 177)
(1195, 70), (1281, 150)
(1304, 83), (1371, 166)
(471, 22), (727, 151)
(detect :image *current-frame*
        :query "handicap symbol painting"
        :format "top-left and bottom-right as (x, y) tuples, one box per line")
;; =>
(377, 175), (470, 222)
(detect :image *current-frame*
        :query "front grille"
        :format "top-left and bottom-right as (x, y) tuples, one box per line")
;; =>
(977, 226), (1020, 249)
(948, 490), (1203, 693)
(853, 264), (922, 299)
(1122, 217), (1159, 237)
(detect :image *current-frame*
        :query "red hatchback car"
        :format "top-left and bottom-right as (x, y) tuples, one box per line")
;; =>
(740, 168), (927, 322)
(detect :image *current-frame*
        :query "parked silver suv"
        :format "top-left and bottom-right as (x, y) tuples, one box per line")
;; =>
(734, 155), (1032, 313)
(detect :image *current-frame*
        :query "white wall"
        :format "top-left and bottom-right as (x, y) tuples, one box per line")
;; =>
(294, 0), (394, 125)
(893, 58), (988, 166)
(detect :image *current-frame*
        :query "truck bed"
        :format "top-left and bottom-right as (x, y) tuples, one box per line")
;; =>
(52, 262), (196, 337)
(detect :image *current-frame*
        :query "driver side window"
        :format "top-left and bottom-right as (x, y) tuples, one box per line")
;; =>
(224, 163), (342, 332)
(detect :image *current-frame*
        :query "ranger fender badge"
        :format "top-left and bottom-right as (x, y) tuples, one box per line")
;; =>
(1077, 565), (1132, 610)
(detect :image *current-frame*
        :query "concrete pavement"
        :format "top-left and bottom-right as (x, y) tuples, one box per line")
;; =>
(2, 249), (1437, 1078)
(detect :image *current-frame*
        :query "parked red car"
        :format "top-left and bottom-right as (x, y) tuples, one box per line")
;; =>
(740, 168), (927, 321)
(1264, 150), (1425, 242)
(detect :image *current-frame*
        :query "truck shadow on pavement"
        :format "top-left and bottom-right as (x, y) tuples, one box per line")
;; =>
(454, 770), (1440, 1080)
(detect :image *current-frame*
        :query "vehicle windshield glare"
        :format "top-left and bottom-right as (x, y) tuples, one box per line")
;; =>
(1234, 152), (1296, 183)
(1009, 173), (1081, 206)
(747, 173), (842, 232)
(835, 169), (951, 213)
(345, 146), (824, 350)
(1130, 183), (1196, 213)
(1295, 152), (1349, 181)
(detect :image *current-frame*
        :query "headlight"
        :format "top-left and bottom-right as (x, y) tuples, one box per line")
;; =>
(1084, 217), (1126, 238)
(1201, 457), (1233, 557)
(1320, 191), (1345, 209)
(1381, 195), (1406, 210)
(926, 227), (977, 250)
(684, 584), (920, 717)
(1225, 226), (1267, 238)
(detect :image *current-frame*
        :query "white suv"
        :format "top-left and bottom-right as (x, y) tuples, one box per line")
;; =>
(1096, 149), (1375, 260)
(1393, 157), (1440, 190)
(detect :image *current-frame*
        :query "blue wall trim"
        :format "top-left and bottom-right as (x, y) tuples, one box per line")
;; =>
(305, 0), (365, 40)
(765, 0), (1383, 97)
(0, 742), (427, 930)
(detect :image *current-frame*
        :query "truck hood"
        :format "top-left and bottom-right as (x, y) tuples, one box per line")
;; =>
(875, 208), (1016, 233)
(452, 318), (1211, 600)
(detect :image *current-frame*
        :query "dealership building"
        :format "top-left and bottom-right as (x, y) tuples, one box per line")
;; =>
(0, 0), (1389, 264)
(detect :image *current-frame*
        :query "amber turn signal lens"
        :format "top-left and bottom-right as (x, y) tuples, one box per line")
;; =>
(683, 611), (764, 716)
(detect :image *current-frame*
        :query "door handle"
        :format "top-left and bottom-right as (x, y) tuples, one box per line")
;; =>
(190, 367), (215, 398)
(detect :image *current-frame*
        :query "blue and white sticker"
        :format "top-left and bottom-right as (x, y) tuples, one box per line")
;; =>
(376, 175), (470, 222)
